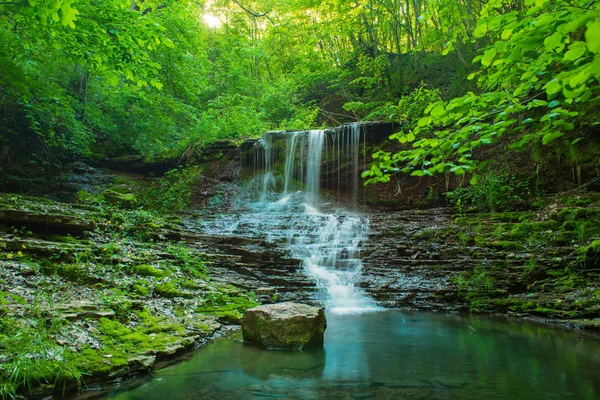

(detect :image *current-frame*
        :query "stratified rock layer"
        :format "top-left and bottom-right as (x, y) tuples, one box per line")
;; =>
(241, 302), (327, 350)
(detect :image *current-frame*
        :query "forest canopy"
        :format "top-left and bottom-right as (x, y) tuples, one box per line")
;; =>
(0, 0), (599, 182)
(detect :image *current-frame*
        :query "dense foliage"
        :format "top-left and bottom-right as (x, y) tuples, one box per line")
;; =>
(0, 0), (481, 163)
(1, 0), (598, 184)
(364, 0), (600, 184)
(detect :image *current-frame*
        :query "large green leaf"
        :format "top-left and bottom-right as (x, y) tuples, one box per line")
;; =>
(481, 48), (497, 67)
(586, 21), (600, 54)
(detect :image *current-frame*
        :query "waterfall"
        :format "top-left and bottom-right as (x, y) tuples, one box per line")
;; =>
(288, 213), (378, 314)
(350, 123), (361, 207)
(260, 133), (275, 201)
(215, 124), (378, 314)
(262, 126), (378, 313)
(283, 132), (303, 196)
(305, 130), (325, 209)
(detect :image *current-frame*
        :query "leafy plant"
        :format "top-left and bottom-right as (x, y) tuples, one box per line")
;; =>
(140, 167), (202, 214)
(456, 264), (496, 310)
(446, 174), (531, 212)
(364, 1), (600, 186)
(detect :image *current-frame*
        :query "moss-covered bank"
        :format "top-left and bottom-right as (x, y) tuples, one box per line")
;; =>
(428, 191), (600, 322)
(0, 194), (258, 399)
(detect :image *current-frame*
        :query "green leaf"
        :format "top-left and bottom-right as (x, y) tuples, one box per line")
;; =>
(417, 117), (432, 127)
(564, 45), (587, 62)
(545, 32), (563, 52)
(547, 100), (560, 108)
(569, 70), (589, 88)
(542, 131), (565, 145)
(474, 23), (488, 38)
(470, 174), (480, 185)
(545, 79), (561, 96)
(107, 74), (120, 86)
(150, 79), (164, 89)
(586, 21), (600, 54)
(430, 105), (446, 118)
(60, 1), (79, 28)
(481, 48), (497, 67)
(450, 166), (465, 175)
(411, 170), (426, 177)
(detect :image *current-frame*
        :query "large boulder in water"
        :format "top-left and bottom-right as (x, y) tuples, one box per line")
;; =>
(241, 302), (327, 350)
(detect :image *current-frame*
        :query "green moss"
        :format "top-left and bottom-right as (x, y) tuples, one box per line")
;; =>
(72, 314), (188, 377)
(556, 208), (600, 223)
(588, 240), (600, 252)
(413, 228), (437, 240)
(107, 185), (133, 195)
(154, 282), (193, 299)
(133, 282), (150, 297)
(46, 234), (90, 244)
(130, 264), (167, 278)
(510, 221), (559, 237)
(102, 189), (137, 208)
(165, 245), (207, 279)
(485, 241), (522, 251)
(54, 264), (90, 283)
(548, 269), (585, 289)
(195, 287), (259, 322)
(180, 279), (202, 290)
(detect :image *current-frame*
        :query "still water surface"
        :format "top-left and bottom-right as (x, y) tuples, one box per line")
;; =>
(100, 310), (600, 400)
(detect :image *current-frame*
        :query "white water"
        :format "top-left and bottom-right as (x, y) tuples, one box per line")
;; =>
(286, 208), (378, 314)
(283, 132), (303, 195)
(274, 126), (378, 314)
(260, 133), (275, 201)
(203, 125), (379, 314)
(304, 130), (324, 208)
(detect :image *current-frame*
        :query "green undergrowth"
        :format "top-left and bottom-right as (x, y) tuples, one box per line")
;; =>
(0, 307), (82, 398)
(0, 194), (259, 398)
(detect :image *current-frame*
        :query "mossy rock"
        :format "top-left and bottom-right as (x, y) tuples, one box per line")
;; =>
(102, 189), (137, 209)
(241, 302), (326, 350)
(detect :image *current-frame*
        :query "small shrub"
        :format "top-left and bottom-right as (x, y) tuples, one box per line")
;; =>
(139, 166), (202, 213)
(446, 174), (530, 212)
(455, 264), (495, 310)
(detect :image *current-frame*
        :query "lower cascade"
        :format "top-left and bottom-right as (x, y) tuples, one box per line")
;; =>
(205, 126), (379, 314)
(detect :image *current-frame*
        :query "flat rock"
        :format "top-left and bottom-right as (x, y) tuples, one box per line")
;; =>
(241, 302), (326, 350)
(127, 355), (156, 373)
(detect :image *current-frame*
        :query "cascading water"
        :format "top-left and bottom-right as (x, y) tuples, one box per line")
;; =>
(260, 133), (275, 201)
(304, 130), (324, 209)
(202, 124), (378, 314)
(287, 212), (378, 314)
(283, 132), (303, 196)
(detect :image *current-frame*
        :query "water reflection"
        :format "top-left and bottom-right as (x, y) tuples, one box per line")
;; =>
(98, 310), (600, 400)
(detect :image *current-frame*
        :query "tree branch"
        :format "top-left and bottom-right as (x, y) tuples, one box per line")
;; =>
(231, 0), (271, 18)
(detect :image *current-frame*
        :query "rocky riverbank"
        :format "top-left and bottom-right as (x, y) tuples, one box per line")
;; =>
(0, 193), (262, 398)
(1, 148), (599, 398)
(361, 193), (600, 328)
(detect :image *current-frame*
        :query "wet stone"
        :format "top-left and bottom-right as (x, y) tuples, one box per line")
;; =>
(242, 302), (327, 350)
